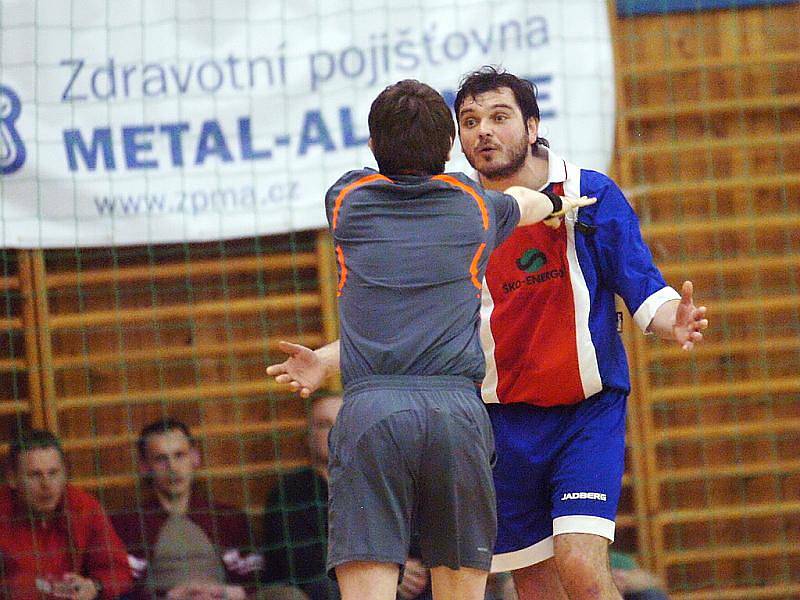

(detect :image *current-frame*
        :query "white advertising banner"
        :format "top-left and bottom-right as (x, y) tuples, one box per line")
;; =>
(0, 0), (614, 248)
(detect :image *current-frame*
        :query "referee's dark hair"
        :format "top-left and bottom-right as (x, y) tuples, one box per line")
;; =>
(368, 79), (455, 176)
(7, 429), (65, 471)
(454, 65), (550, 149)
(137, 418), (194, 459)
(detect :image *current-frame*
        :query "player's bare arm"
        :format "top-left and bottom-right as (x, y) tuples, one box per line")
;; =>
(504, 186), (596, 227)
(647, 280), (709, 351)
(266, 340), (340, 397)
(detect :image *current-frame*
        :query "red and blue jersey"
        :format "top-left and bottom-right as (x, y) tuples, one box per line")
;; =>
(479, 150), (679, 407)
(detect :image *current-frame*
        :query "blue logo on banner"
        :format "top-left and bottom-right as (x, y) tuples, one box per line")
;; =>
(0, 85), (26, 174)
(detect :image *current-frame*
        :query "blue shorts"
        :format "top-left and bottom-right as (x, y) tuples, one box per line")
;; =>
(487, 389), (627, 572)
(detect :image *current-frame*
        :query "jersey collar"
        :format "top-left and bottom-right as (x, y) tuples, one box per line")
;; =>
(539, 146), (568, 190)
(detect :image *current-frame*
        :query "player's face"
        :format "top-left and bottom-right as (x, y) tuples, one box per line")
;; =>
(142, 429), (198, 500)
(458, 87), (537, 180)
(9, 448), (67, 515)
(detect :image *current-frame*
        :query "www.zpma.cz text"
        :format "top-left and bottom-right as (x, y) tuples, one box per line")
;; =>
(93, 184), (299, 217)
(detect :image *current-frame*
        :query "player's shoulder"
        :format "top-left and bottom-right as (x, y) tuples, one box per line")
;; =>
(573, 167), (633, 220)
(578, 168), (622, 199)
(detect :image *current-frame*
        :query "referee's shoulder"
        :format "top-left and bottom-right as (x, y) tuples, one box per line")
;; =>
(438, 171), (480, 188)
(430, 171), (497, 199)
(329, 167), (382, 190)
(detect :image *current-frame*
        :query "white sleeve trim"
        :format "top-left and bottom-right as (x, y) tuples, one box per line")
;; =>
(553, 515), (616, 542)
(491, 536), (554, 572)
(632, 286), (681, 333)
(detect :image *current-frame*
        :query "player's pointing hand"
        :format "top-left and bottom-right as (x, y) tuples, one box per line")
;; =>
(672, 280), (708, 351)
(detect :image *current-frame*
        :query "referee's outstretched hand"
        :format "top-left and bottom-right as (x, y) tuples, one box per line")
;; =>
(544, 195), (596, 229)
(266, 340), (326, 398)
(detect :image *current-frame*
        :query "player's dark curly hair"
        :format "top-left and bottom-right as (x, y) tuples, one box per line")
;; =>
(454, 65), (549, 149)
(368, 79), (455, 176)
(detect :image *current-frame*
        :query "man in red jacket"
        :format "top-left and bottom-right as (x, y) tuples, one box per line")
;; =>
(0, 429), (132, 600)
(112, 419), (280, 600)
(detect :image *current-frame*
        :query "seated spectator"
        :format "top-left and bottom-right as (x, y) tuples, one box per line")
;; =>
(262, 396), (432, 600)
(0, 428), (132, 599)
(611, 551), (669, 600)
(113, 419), (302, 600)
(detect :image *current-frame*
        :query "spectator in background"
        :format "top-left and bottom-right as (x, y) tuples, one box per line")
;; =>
(113, 419), (301, 600)
(262, 396), (431, 600)
(0, 428), (132, 600)
(610, 552), (669, 600)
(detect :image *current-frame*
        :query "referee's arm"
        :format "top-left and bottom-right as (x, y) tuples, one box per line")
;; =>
(505, 186), (596, 226)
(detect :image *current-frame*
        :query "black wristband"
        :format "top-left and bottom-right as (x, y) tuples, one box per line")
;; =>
(542, 189), (562, 214)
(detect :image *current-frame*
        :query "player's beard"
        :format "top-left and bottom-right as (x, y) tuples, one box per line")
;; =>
(469, 132), (531, 181)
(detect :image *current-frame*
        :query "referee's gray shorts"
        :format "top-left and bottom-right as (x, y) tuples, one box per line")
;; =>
(326, 375), (497, 575)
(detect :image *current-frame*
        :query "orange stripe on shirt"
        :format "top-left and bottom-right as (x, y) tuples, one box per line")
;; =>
(469, 242), (487, 293)
(432, 174), (489, 230)
(335, 244), (348, 297)
(331, 173), (392, 230)
(331, 173), (391, 297)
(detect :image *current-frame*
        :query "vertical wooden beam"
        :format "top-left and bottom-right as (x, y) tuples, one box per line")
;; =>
(629, 310), (665, 579)
(316, 230), (338, 343)
(608, 0), (658, 571)
(17, 250), (44, 428)
(29, 250), (59, 434)
(621, 315), (656, 569)
(316, 230), (341, 392)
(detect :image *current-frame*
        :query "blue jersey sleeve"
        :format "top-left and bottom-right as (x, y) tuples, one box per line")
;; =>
(485, 189), (521, 247)
(582, 172), (678, 330)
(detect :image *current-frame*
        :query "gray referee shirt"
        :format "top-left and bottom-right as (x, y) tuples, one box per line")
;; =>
(325, 168), (520, 387)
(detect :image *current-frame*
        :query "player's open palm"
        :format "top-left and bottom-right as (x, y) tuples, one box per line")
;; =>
(266, 340), (326, 398)
(673, 280), (708, 351)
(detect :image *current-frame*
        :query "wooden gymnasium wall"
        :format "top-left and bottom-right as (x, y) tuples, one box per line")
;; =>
(612, 1), (800, 599)
(0, 231), (340, 524)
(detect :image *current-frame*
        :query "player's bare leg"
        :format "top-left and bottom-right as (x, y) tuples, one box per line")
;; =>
(430, 565), (488, 600)
(512, 557), (569, 599)
(553, 533), (622, 600)
(336, 561), (399, 600)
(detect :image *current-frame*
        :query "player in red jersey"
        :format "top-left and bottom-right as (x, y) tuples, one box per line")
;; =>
(268, 68), (707, 600)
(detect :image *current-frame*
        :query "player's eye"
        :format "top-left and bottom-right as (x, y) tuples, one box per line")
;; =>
(462, 118), (476, 128)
